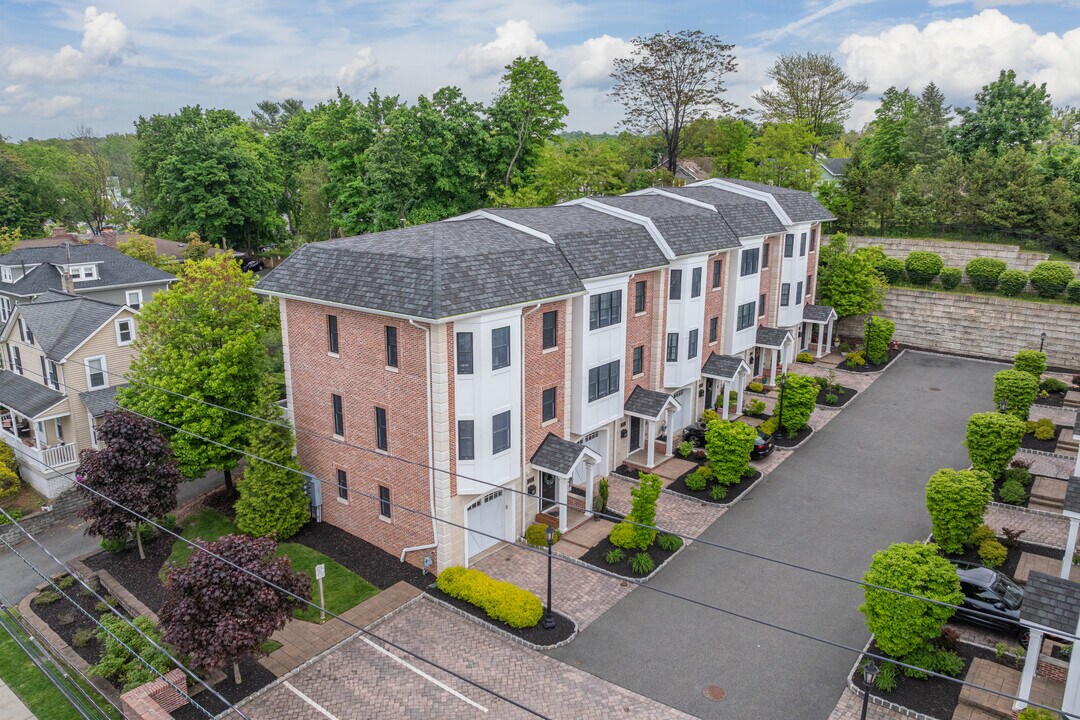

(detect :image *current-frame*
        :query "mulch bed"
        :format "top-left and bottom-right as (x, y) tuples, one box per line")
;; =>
(816, 385), (858, 408)
(577, 536), (679, 579)
(942, 539), (1060, 583)
(772, 426), (813, 448)
(85, 532), (174, 612)
(32, 577), (121, 667)
(289, 521), (430, 590)
(991, 475), (1031, 508)
(1033, 391), (1066, 408)
(666, 469), (762, 505)
(840, 346), (903, 374)
(1020, 427), (1063, 453)
(852, 639), (996, 720)
(425, 586), (575, 647)
(171, 659), (277, 720)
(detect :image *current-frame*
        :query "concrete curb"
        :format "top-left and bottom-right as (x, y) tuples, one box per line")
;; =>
(543, 534), (687, 584)
(843, 635), (943, 720)
(421, 593), (578, 652)
(774, 428), (815, 452)
(989, 499), (1071, 521)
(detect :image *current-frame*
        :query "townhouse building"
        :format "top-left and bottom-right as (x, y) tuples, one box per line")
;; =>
(0, 291), (139, 497)
(256, 178), (836, 572)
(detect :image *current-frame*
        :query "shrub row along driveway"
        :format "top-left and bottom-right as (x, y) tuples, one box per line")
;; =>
(551, 352), (1000, 720)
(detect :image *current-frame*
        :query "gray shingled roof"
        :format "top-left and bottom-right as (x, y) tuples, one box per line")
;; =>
(0, 243), (173, 297)
(592, 196), (741, 256)
(820, 158), (851, 177)
(756, 326), (791, 348)
(256, 218), (585, 320)
(722, 179), (837, 224)
(662, 186), (787, 237)
(15, 291), (121, 360)
(1064, 477), (1080, 517)
(1021, 571), (1080, 634)
(81, 385), (124, 418)
(803, 304), (837, 323)
(530, 433), (590, 477)
(624, 386), (678, 420)
(701, 353), (748, 381)
(486, 206), (667, 279)
(0, 370), (66, 418)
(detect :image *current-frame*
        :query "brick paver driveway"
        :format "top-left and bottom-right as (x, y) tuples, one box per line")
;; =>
(551, 352), (1003, 720)
(232, 597), (693, 720)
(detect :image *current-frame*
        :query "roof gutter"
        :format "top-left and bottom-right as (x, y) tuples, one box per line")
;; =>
(400, 318), (438, 564)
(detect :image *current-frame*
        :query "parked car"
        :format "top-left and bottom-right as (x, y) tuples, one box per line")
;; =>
(681, 422), (775, 460)
(952, 561), (1028, 644)
(237, 257), (265, 273)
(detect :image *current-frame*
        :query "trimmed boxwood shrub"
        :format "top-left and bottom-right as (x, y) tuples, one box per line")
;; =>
(1029, 261), (1075, 298)
(965, 258), (1008, 292)
(939, 267), (962, 290)
(965, 412), (1026, 478)
(997, 269), (1028, 297)
(1068, 279), (1080, 303)
(994, 368), (1039, 420)
(925, 468), (993, 554)
(437, 567), (543, 628)
(747, 382), (764, 393)
(978, 538), (1007, 568)
(524, 523), (559, 547)
(758, 415), (779, 436)
(777, 374), (818, 435)
(1033, 418), (1056, 441)
(705, 420), (757, 486)
(1014, 349), (1046, 378)
(860, 542), (962, 658)
(905, 251), (944, 285)
(796, 351), (815, 363)
(968, 523), (996, 546)
(878, 257), (906, 284)
(1001, 467), (1032, 486)
(865, 316), (895, 365)
(999, 479), (1027, 505)
(1041, 377), (1069, 394)
(609, 473), (662, 550)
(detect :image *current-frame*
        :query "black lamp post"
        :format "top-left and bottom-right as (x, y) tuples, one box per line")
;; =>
(775, 372), (787, 439)
(543, 525), (556, 629)
(1040, 331), (1047, 353)
(860, 660), (879, 720)
(999, 399), (1008, 414)
(864, 315), (874, 359)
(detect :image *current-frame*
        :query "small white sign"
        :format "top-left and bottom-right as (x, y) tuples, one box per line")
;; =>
(314, 563), (326, 581)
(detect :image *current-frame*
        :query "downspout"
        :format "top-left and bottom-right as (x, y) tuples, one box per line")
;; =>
(519, 303), (542, 538)
(400, 319), (438, 563)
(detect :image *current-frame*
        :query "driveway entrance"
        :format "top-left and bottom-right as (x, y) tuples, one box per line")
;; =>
(551, 352), (1001, 719)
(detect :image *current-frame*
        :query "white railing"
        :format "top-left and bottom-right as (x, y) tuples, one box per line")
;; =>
(41, 443), (77, 468)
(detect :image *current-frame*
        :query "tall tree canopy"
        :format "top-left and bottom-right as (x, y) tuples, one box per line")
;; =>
(861, 87), (919, 169)
(489, 57), (568, 187)
(902, 82), (952, 169)
(746, 121), (819, 190)
(951, 69), (1053, 158)
(815, 232), (887, 317)
(611, 30), (737, 174)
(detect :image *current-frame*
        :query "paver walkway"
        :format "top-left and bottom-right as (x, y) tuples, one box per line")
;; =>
(232, 598), (694, 719)
(606, 472), (727, 538)
(259, 581), (421, 677)
(984, 505), (1070, 548)
(0, 678), (34, 720)
(828, 687), (908, 720)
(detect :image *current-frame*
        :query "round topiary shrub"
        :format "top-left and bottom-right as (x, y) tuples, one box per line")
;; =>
(994, 368), (1040, 420)
(1028, 260), (1075, 298)
(999, 478), (1027, 505)
(965, 412), (1026, 478)
(524, 523), (559, 547)
(997, 270), (1028, 297)
(965, 258), (1008, 292)
(1014, 349), (1046, 378)
(925, 468), (993, 554)
(905, 251), (944, 286)
(1068, 279), (1080, 303)
(939, 267), (962, 290)
(878, 257), (906, 284)
(978, 538), (1007, 568)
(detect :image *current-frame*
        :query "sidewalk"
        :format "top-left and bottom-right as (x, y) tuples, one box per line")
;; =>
(0, 677), (35, 720)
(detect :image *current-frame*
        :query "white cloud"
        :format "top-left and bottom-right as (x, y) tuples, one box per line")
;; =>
(754, 0), (878, 42)
(839, 9), (1080, 107)
(455, 20), (549, 78)
(3, 6), (132, 82)
(22, 95), (83, 118)
(559, 35), (634, 89)
(338, 47), (380, 87)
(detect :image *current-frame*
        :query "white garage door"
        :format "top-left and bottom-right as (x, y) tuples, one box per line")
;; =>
(467, 490), (506, 559)
(670, 389), (690, 432)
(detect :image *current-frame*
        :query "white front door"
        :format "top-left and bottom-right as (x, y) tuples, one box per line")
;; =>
(466, 490), (506, 559)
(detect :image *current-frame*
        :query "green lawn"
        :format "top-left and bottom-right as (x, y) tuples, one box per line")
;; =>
(0, 612), (120, 720)
(161, 510), (378, 623)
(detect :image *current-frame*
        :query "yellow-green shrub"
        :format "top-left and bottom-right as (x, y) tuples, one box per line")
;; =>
(436, 567), (543, 628)
(978, 539), (1007, 568)
(0, 465), (19, 500)
(524, 523), (559, 547)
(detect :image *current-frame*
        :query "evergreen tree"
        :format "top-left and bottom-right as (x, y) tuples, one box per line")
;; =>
(902, 82), (952, 169)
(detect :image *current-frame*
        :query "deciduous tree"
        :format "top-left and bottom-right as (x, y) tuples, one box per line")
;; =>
(490, 57), (567, 187)
(815, 232), (886, 317)
(951, 70), (1053, 158)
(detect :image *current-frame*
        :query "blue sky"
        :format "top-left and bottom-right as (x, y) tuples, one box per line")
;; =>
(1, 0), (1079, 140)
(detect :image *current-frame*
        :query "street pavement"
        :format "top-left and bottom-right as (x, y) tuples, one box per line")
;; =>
(0, 471), (224, 603)
(551, 351), (1004, 719)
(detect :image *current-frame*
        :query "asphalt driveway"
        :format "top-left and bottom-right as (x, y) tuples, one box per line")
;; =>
(551, 351), (1002, 719)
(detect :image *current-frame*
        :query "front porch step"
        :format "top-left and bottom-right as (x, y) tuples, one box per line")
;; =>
(956, 659), (1019, 720)
(952, 703), (1004, 720)
(1030, 477), (1066, 509)
(1028, 499), (1064, 514)
(1064, 390), (1080, 408)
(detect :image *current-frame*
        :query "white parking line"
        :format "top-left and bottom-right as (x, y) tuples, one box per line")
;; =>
(283, 681), (339, 720)
(360, 636), (489, 713)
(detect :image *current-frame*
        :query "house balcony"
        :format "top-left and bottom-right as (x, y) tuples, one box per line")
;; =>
(1, 432), (78, 471)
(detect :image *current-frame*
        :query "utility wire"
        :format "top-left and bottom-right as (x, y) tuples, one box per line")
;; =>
(17, 360), (1061, 641)
(13, 446), (1076, 719)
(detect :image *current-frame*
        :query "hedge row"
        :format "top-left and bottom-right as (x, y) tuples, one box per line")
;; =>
(436, 566), (543, 628)
(877, 253), (1079, 302)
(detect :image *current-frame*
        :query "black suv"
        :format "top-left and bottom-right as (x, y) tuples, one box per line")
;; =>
(681, 422), (774, 460)
(953, 561), (1028, 644)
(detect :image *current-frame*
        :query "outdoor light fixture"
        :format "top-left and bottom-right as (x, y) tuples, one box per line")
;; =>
(999, 399), (1008, 413)
(1041, 331), (1047, 353)
(775, 372), (788, 439)
(860, 660), (879, 720)
(543, 525), (556, 630)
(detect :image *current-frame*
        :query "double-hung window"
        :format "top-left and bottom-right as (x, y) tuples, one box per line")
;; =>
(758, 294), (766, 318)
(375, 407), (388, 451)
(634, 280), (647, 313)
(784, 234), (794, 258)
(799, 233), (807, 256)
(327, 315), (339, 354)
(458, 420), (474, 460)
(541, 387), (556, 422)
(666, 333), (679, 362)
(740, 248), (759, 276)
(589, 291), (622, 330)
(690, 267), (702, 298)
(0, 297), (9, 322)
(809, 228), (817, 251)
(736, 302), (755, 331)
(669, 270), (682, 300)
(8, 346), (21, 375)
(337, 469), (348, 500)
(806, 274), (813, 300)
(379, 486), (391, 519)
(491, 326), (510, 370)
(456, 332), (473, 374)
(492, 410), (511, 454)
(762, 243), (770, 268)
(85, 356), (106, 389)
(780, 283), (791, 307)
(687, 329), (699, 359)
(125, 290), (142, 310)
(385, 326), (398, 368)
(796, 281), (803, 303)
(632, 346), (643, 375)
(709, 317), (718, 343)
(47, 360), (59, 390)
(587, 361), (620, 402)
(115, 318), (134, 346)
(332, 394), (344, 437)
(712, 258), (723, 288)
(542, 311), (557, 350)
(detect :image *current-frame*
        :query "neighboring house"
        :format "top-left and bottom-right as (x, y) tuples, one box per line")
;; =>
(817, 157), (851, 184)
(0, 243), (174, 323)
(14, 230), (238, 264)
(0, 291), (136, 497)
(255, 178), (836, 573)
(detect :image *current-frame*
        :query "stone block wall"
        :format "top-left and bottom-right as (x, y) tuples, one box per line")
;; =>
(0, 487), (88, 545)
(848, 236), (1080, 275)
(836, 288), (1080, 370)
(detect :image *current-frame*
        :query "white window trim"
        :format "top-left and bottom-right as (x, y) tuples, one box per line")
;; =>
(88, 411), (99, 448)
(115, 317), (134, 345)
(125, 289), (143, 308)
(0, 267), (10, 283)
(0, 296), (9, 321)
(66, 264), (98, 282)
(85, 355), (108, 389)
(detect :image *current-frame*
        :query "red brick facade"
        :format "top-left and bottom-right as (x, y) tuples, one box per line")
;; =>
(702, 256), (726, 362)
(524, 300), (569, 459)
(285, 299), (434, 567)
(760, 235), (782, 326)
(625, 272), (658, 397)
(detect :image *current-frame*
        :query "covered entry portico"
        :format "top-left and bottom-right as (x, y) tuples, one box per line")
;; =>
(0, 371), (75, 470)
(755, 326), (795, 387)
(801, 304), (838, 358)
(530, 432), (602, 533)
(623, 386), (682, 470)
(702, 353), (751, 421)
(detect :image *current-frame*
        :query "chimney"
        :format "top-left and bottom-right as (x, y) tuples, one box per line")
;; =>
(62, 271), (75, 294)
(52, 226), (68, 238)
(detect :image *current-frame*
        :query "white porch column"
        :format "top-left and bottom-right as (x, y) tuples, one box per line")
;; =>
(664, 411), (673, 457)
(585, 464), (595, 518)
(647, 420), (656, 468)
(1064, 517), (1080, 578)
(768, 349), (777, 386)
(557, 476), (569, 533)
(1062, 632), (1080, 716)
(781, 340), (790, 377)
(736, 374), (745, 414)
(825, 320), (834, 355)
(721, 380), (730, 420)
(815, 324), (825, 358)
(1013, 628), (1044, 713)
